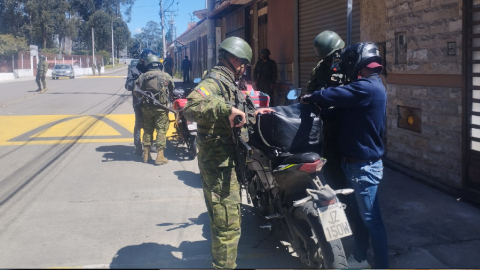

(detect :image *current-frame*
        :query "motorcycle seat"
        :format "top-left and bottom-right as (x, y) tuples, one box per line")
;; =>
(281, 152), (320, 164)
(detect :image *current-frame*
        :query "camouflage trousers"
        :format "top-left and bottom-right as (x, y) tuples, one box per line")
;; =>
(141, 106), (169, 149)
(200, 166), (242, 269)
(36, 74), (46, 89)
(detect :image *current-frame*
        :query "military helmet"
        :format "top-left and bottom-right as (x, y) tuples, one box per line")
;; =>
(218, 37), (253, 65)
(39, 55), (45, 60)
(140, 48), (156, 60)
(333, 42), (382, 81)
(314, 30), (345, 59)
(145, 54), (162, 68)
(260, 48), (271, 56)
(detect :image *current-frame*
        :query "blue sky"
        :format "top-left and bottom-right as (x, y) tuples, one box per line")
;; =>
(125, 0), (206, 38)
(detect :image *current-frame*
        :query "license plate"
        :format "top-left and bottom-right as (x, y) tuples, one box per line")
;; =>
(317, 203), (352, 242)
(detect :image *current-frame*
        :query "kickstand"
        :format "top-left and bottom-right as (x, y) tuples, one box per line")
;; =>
(253, 226), (274, 248)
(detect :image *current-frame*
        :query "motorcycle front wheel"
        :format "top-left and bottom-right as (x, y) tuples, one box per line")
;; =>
(292, 207), (347, 268)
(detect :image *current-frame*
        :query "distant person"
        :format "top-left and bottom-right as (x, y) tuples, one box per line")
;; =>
(181, 56), (192, 83)
(97, 63), (101, 76)
(36, 55), (48, 93)
(164, 53), (174, 77)
(91, 62), (96, 76)
(253, 48), (277, 105)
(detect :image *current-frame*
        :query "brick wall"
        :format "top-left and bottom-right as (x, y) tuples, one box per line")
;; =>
(385, 0), (463, 189)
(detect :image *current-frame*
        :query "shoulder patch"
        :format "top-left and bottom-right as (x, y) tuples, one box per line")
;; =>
(196, 87), (210, 97)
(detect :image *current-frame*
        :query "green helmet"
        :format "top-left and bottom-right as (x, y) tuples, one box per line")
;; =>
(39, 55), (45, 60)
(313, 30), (345, 59)
(218, 37), (252, 65)
(145, 54), (161, 66)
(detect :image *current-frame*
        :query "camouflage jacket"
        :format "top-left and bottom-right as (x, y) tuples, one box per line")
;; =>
(307, 60), (334, 93)
(37, 61), (48, 76)
(184, 66), (256, 168)
(135, 69), (174, 107)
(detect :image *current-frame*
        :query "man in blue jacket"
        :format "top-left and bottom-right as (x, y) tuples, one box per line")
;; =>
(302, 42), (389, 269)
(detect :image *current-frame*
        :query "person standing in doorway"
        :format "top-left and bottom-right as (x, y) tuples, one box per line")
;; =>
(253, 48), (277, 106)
(181, 55), (192, 83)
(164, 53), (174, 77)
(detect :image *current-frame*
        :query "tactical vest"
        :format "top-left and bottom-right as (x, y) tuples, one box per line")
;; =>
(200, 69), (256, 142)
(38, 61), (48, 75)
(139, 70), (170, 105)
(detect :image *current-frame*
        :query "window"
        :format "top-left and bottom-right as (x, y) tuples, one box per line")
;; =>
(395, 32), (407, 64)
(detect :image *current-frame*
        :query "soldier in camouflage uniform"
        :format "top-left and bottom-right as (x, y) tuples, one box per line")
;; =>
(253, 48), (277, 106)
(306, 31), (347, 194)
(97, 63), (101, 76)
(184, 37), (274, 269)
(135, 54), (174, 165)
(36, 55), (48, 92)
(91, 62), (96, 76)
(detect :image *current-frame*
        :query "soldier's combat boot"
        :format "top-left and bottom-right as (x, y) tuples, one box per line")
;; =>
(155, 149), (168, 165)
(41, 88), (46, 93)
(143, 148), (151, 163)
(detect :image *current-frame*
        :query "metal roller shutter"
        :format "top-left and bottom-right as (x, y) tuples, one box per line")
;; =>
(298, 0), (360, 91)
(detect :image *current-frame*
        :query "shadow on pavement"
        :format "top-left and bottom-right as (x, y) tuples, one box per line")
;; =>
(173, 170), (202, 189)
(164, 139), (194, 162)
(95, 145), (142, 163)
(109, 204), (302, 268)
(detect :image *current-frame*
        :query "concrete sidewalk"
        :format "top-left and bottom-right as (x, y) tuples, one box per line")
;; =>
(381, 165), (480, 268)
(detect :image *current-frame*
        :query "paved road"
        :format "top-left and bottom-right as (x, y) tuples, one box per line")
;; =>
(0, 68), (301, 268)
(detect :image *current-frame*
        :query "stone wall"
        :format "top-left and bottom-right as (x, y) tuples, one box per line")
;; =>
(385, 0), (463, 189)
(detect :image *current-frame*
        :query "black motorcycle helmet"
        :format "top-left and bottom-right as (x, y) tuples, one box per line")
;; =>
(260, 48), (271, 56)
(332, 42), (382, 81)
(139, 48), (156, 61)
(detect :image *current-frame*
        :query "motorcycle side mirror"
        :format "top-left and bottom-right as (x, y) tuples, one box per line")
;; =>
(193, 78), (201, 83)
(287, 89), (302, 100)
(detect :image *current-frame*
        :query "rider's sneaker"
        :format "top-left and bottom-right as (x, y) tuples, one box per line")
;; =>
(347, 254), (371, 268)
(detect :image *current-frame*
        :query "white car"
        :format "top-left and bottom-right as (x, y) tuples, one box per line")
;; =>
(52, 64), (75, 79)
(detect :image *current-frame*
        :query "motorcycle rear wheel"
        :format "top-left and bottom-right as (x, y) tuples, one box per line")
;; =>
(292, 207), (347, 268)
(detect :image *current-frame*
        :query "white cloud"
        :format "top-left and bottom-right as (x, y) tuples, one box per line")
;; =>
(134, 28), (143, 34)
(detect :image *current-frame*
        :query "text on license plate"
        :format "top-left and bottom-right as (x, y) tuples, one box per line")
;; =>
(317, 203), (352, 242)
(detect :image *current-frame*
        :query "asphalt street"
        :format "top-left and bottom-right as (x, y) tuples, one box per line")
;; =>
(1, 68), (480, 269)
(0, 68), (301, 268)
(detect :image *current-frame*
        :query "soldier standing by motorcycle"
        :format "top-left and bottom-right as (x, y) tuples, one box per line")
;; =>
(306, 31), (349, 198)
(125, 49), (158, 156)
(184, 37), (273, 269)
(36, 55), (48, 92)
(135, 55), (174, 165)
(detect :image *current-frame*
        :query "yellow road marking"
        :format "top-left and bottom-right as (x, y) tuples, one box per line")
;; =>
(0, 113), (176, 145)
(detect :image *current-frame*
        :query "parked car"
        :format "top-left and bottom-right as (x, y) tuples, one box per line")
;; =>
(52, 64), (75, 79)
(128, 59), (140, 72)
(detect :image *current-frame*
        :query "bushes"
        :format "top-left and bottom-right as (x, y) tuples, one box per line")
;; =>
(96, 50), (110, 65)
(0, 35), (28, 56)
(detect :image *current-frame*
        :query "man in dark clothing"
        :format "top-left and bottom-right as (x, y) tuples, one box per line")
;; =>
(125, 49), (157, 156)
(253, 48), (277, 106)
(302, 42), (389, 269)
(181, 56), (192, 83)
(164, 53), (174, 77)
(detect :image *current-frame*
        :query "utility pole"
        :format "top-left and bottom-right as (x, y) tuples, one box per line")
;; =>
(92, 27), (95, 65)
(160, 0), (166, 58)
(207, 0), (215, 69)
(112, 21), (115, 67)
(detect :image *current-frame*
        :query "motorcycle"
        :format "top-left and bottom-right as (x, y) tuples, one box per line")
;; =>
(172, 87), (197, 160)
(233, 91), (353, 268)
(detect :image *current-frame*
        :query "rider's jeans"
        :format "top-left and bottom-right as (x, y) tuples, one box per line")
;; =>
(341, 159), (389, 268)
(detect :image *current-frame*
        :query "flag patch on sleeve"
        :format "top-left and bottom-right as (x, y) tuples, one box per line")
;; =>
(196, 87), (210, 97)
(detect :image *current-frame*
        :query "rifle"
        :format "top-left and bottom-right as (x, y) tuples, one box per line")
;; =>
(133, 86), (178, 115)
(232, 115), (253, 204)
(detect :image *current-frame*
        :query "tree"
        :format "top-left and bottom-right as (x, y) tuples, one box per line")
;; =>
(0, 35), (28, 56)
(85, 10), (112, 52)
(141, 21), (163, 53)
(113, 20), (131, 60)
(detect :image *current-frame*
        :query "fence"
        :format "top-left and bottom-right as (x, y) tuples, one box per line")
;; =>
(0, 51), (104, 73)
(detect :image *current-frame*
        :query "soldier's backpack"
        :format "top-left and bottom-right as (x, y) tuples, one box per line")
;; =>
(139, 70), (170, 105)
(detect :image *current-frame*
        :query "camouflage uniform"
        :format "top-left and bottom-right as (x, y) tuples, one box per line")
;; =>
(253, 58), (277, 106)
(97, 64), (101, 76)
(136, 69), (174, 150)
(36, 59), (48, 91)
(91, 63), (96, 76)
(307, 60), (347, 192)
(184, 66), (255, 269)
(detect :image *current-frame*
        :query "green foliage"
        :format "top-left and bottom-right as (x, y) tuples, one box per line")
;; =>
(72, 50), (91, 55)
(174, 70), (183, 79)
(0, 34), (28, 56)
(96, 50), (111, 65)
(40, 48), (60, 54)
